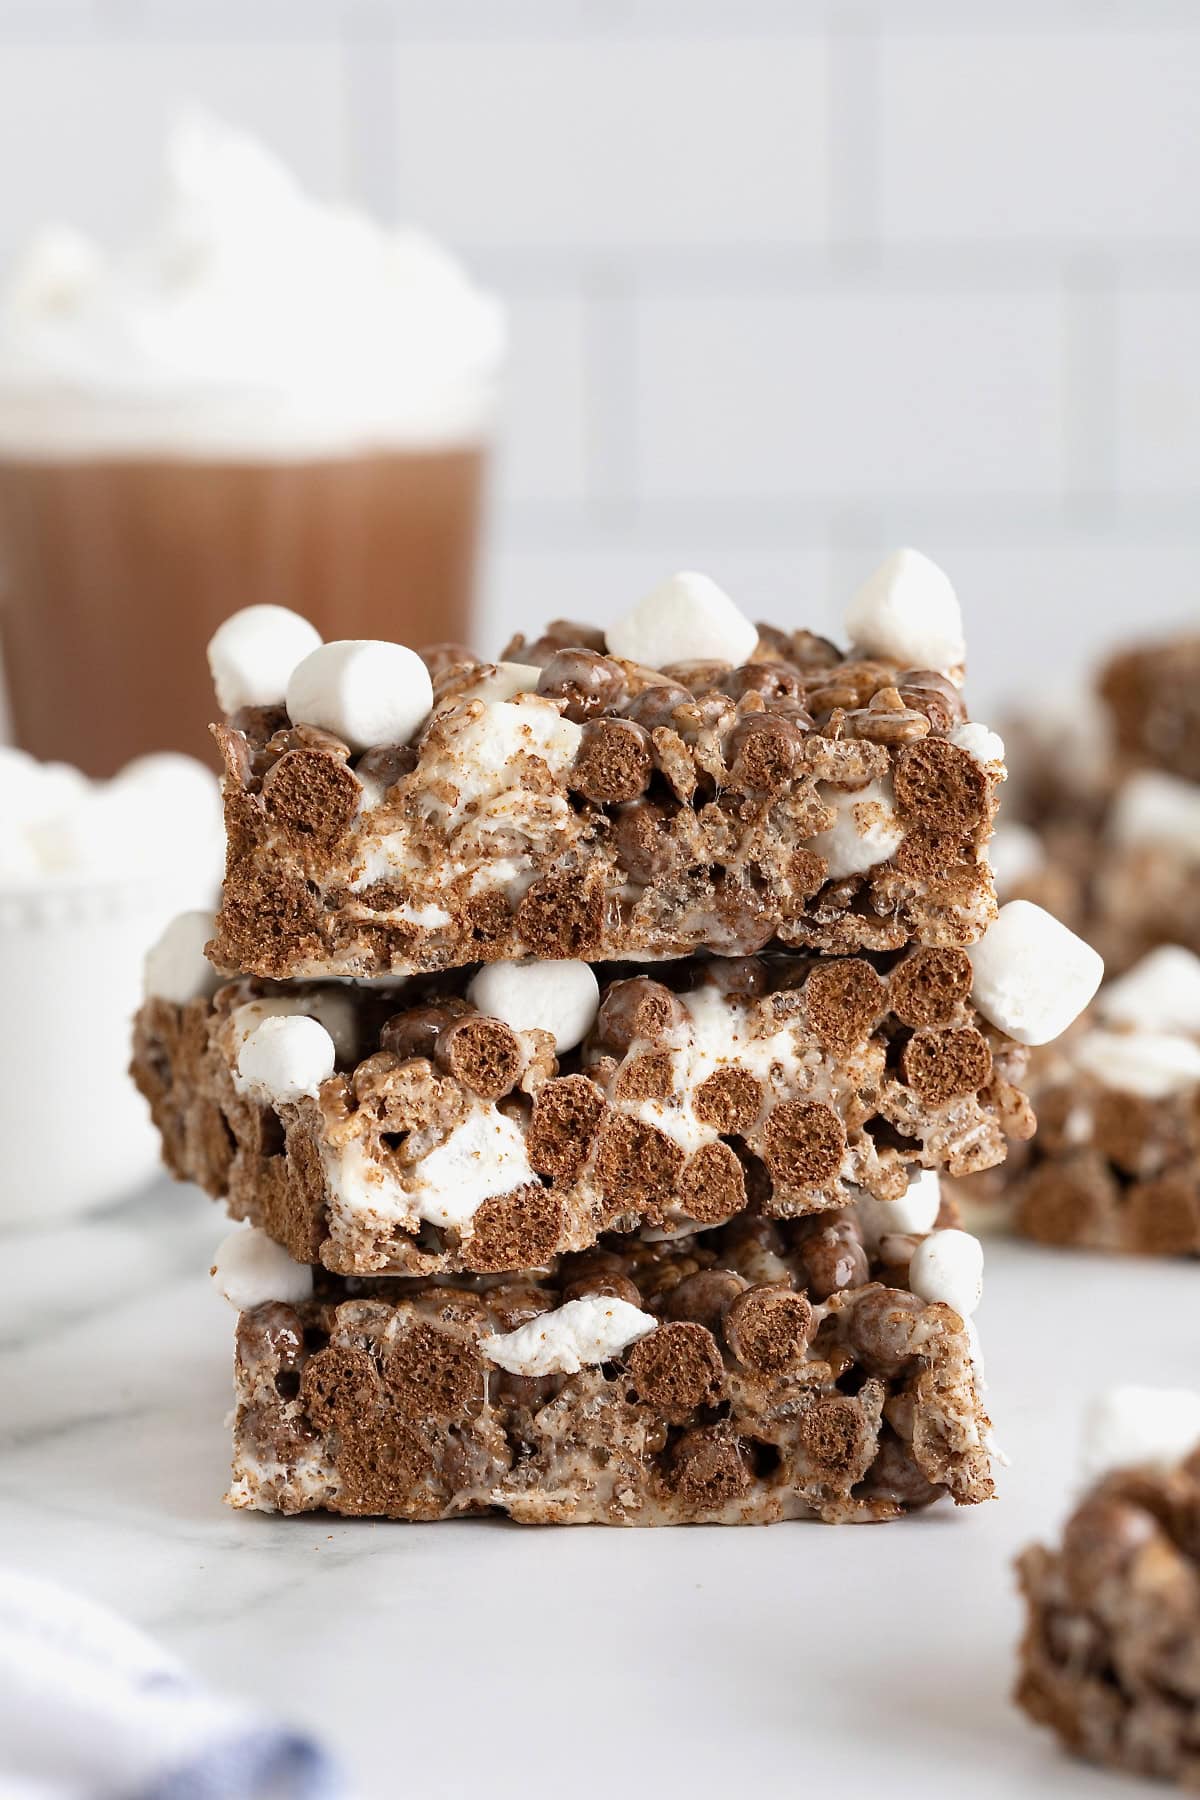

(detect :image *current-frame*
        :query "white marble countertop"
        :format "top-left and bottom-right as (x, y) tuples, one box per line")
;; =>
(3, 1180), (1188, 1799)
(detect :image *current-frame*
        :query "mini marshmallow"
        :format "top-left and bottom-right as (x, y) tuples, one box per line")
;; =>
(857, 1167), (942, 1247)
(229, 992), (359, 1068)
(1081, 1385), (1200, 1488)
(1072, 1028), (1200, 1100)
(807, 778), (904, 881)
(235, 1013), (336, 1106)
(844, 548), (966, 674)
(210, 1225), (313, 1312)
(459, 661), (543, 703)
(1109, 770), (1200, 856)
(1100, 946), (1200, 1036)
(207, 605), (322, 715)
(966, 900), (1103, 1047)
(481, 1295), (657, 1377)
(605, 571), (759, 671)
(143, 909), (220, 1004)
(908, 1227), (984, 1319)
(986, 821), (1045, 900)
(468, 959), (600, 1055)
(949, 721), (1005, 765)
(286, 639), (433, 753)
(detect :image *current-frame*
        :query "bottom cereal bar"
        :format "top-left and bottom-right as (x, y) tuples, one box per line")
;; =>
(1016, 1388), (1200, 1784)
(222, 1204), (995, 1525)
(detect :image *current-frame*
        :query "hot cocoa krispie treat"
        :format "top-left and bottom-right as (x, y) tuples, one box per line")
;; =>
(205, 552), (1008, 981)
(135, 902), (1102, 1277)
(995, 632), (1200, 976)
(999, 946), (1200, 1256)
(213, 1201), (994, 1524)
(1016, 1385), (1200, 1783)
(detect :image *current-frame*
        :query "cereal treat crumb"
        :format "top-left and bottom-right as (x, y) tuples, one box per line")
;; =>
(226, 1208), (995, 1525)
(1016, 1395), (1200, 1784)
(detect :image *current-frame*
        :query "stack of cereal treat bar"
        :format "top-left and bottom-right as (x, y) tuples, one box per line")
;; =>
(133, 551), (1102, 1524)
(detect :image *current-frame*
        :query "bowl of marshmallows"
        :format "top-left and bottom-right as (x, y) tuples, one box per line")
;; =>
(0, 745), (223, 1226)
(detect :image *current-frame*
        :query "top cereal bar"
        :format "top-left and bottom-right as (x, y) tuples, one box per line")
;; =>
(209, 553), (1004, 981)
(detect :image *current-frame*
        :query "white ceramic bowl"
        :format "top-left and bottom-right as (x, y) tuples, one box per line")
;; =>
(0, 870), (215, 1227)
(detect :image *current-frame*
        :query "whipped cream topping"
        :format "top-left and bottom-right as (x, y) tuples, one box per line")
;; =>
(0, 746), (222, 889)
(0, 113), (505, 459)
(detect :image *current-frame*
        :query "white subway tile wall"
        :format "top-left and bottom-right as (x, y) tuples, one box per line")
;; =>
(0, 1), (1198, 720)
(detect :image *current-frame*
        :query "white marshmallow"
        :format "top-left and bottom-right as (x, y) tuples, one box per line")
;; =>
(235, 1014), (336, 1106)
(1110, 770), (1200, 857)
(210, 1225), (313, 1312)
(966, 900), (1104, 1047)
(857, 1168), (942, 1248)
(142, 909), (220, 1004)
(605, 571), (759, 671)
(986, 822), (1045, 899)
(908, 1227), (984, 1319)
(1072, 1028), (1200, 1100)
(807, 777), (904, 881)
(1081, 1385), (1200, 1488)
(229, 992), (359, 1068)
(207, 605), (322, 715)
(285, 639), (433, 753)
(949, 721), (1005, 766)
(459, 661), (543, 704)
(1100, 946), (1200, 1036)
(481, 1295), (656, 1377)
(844, 548), (966, 674)
(468, 959), (600, 1055)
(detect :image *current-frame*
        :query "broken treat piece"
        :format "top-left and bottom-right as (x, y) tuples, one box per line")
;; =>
(224, 1209), (995, 1523)
(206, 555), (1007, 980)
(1016, 1389), (1200, 1784)
(132, 951), (1038, 1276)
(986, 945), (1200, 1257)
